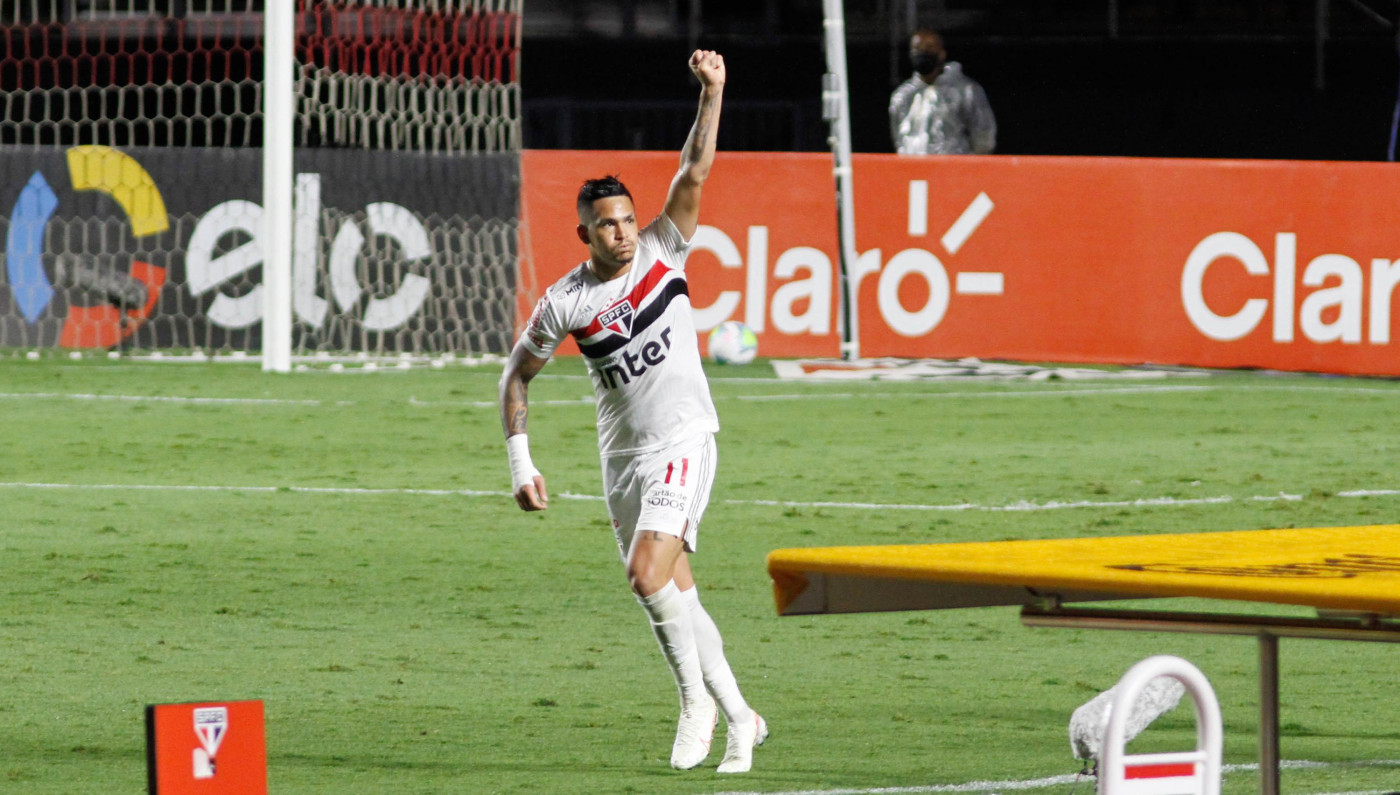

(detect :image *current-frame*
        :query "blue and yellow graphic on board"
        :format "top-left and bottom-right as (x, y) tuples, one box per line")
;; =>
(5, 146), (169, 347)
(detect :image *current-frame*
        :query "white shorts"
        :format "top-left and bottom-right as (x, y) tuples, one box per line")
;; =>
(602, 432), (717, 559)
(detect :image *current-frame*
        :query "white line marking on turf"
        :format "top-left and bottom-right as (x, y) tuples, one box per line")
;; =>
(0, 391), (326, 406)
(408, 395), (597, 408)
(712, 772), (1083, 795)
(732, 385), (1211, 401)
(4, 381), (1400, 411)
(0, 481), (531, 499)
(3, 482), (1398, 514)
(740, 495), (1243, 512)
(10, 387), (1196, 411)
(404, 385), (1217, 409)
(710, 759), (1400, 795)
(1227, 384), (1400, 396)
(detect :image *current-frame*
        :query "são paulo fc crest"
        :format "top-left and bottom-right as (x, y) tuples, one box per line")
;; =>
(193, 706), (228, 778)
(597, 299), (635, 337)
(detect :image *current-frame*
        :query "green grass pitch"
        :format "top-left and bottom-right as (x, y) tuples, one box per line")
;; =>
(0, 355), (1397, 794)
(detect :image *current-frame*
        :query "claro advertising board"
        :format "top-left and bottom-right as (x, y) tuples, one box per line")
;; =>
(523, 150), (1400, 376)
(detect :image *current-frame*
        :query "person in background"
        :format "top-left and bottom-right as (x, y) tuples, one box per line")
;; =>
(889, 29), (997, 155)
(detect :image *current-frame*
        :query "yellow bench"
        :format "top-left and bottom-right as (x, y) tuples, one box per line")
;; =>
(767, 525), (1400, 794)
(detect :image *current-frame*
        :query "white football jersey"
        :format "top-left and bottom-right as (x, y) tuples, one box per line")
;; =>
(520, 214), (719, 457)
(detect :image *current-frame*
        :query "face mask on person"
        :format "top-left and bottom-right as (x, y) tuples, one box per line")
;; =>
(910, 52), (944, 75)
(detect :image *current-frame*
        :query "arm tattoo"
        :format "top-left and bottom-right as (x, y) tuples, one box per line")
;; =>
(500, 356), (536, 437)
(500, 347), (547, 439)
(687, 111), (713, 161)
(504, 379), (528, 435)
(680, 91), (719, 171)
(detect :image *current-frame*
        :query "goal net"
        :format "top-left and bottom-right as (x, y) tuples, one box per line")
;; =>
(0, 0), (522, 359)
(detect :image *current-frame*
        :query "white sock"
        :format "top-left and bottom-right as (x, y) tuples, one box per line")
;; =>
(680, 585), (752, 726)
(637, 581), (707, 706)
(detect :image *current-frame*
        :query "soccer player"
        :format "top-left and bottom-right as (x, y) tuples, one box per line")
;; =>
(497, 50), (767, 773)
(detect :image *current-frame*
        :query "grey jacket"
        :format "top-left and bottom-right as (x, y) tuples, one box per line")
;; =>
(889, 63), (997, 155)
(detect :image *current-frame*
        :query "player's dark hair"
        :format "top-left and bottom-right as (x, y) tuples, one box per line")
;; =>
(577, 176), (633, 219)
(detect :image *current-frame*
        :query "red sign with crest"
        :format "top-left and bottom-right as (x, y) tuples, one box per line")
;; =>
(146, 700), (266, 794)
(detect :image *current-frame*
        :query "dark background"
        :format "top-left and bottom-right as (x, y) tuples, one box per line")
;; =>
(520, 0), (1400, 161)
(3, 1), (1397, 160)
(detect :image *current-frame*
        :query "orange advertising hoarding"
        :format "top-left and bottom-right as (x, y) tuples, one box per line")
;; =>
(522, 150), (1400, 375)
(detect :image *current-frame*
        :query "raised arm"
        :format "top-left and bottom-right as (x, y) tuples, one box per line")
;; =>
(663, 50), (726, 241)
(499, 342), (550, 511)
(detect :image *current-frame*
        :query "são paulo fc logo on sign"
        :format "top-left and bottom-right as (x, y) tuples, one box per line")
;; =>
(192, 706), (228, 779)
(598, 299), (635, 337)
(4, 146), (168, 348)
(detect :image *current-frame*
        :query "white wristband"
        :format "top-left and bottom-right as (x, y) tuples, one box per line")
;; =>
(506, 434), (540, 492)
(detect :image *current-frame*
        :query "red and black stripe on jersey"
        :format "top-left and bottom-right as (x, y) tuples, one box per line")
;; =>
(570, 261), (689, 359)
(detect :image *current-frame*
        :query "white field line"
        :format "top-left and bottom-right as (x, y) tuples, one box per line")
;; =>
(0, 391), (328, 406)
(3, 381), (1399, 410)
(709, 759), (1400, 795)
(744, 495), (1241, 512)
(710, 772), (1083, 795)
(0, 481), (523, 499)
(0, 385), (1205, 409)
(1237, 384), (1400, 395)
(414, 383), (1400, 407)
(408, 386), (1213, 408)
(406, 396), (600, 408)
(1, 482), (1397, 513)
(729, 385), (1211, 401)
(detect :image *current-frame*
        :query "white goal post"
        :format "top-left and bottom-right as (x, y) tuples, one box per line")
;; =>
(822, 0), (860, 361)
(264, 0), (295, 373)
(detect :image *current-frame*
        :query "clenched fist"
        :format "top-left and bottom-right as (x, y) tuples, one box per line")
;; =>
(689, 50), (726, 88)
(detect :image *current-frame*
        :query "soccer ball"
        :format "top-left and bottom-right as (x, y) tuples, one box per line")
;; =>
(707, 321), (758, 365)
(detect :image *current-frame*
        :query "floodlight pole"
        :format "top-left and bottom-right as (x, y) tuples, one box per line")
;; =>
(822, 0), (860, 361)
(262, 1), (295, 373)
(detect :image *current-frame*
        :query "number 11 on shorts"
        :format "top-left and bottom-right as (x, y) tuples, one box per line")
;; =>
(665, 458), (689, 487)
